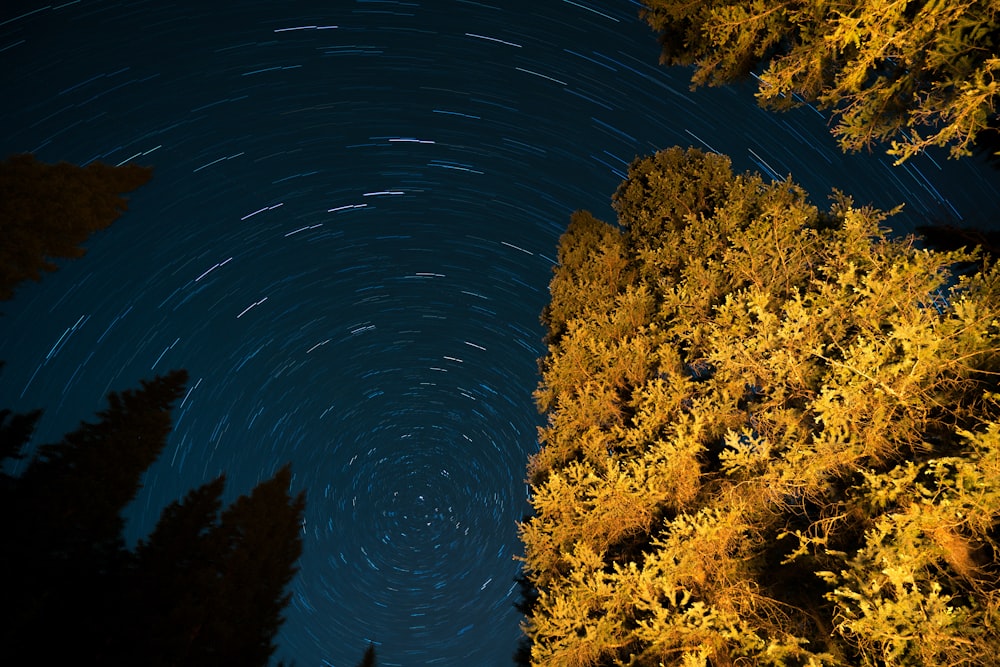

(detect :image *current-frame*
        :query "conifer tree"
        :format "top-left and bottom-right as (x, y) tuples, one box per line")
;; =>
(520, 147), (1000, 666)
(0, 153), (152, 299)
(0, 371), (189, 661)
(0, 373), (306, 666)
(0, 404), (40, 466)
(0, 154), (305, 665)
(355, 642), (377, 667)
(118, 466), (306, 666)
(123, 475), (229, 664)
(639, 0), (1000, 162)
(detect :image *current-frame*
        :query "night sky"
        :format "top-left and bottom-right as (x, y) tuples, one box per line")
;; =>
(1, 1), (998, 666)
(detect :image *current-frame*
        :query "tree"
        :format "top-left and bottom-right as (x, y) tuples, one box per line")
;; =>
(519, 146), (1000, 666)
(355, 642), (378, 667)
(0, 153), (152, 300)
(0, 402), (40, 465)
(0, 154), (305, 665)
(0, 371), (188, 660)
(0, 373), (306, 665)
(514, 520), (542, 667)
(639, 0), (1000, 162)
(117, 465), (305, 667)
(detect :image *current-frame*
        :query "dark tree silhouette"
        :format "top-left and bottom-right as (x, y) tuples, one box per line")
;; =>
(354, 642), (377, 667)
(0, 371), (189, 661)
(0, 372), (306, 665)
(115, 464), (306, 666)
(0, 405), (40, 465)
(0, 153), (152, 300)
(0, 153), (306, 666)
(124, 475), (230, 663)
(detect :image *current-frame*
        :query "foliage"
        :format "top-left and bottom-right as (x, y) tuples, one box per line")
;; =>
(0, 153), (152, 299)
(519, 146), (1000, 666)
(639, 0), (1000, 162)
(0, 371), (306, 665)
(0, 155), (305, 665)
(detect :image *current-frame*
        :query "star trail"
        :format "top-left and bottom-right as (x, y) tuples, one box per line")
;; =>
(1, 1), (998, 666)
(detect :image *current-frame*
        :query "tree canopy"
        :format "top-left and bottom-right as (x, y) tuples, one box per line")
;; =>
(639, 0), (1000, 162)
(519, 146), (1000, 665)
(0, 153), (152, 300)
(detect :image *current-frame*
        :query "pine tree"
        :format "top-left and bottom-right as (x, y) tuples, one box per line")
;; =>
(355, 642), (377, 667)
(119, 468), (306, 666)
(1, 154), (307, 665)
(119, 475), (229, 665)
(0, 405), (40, 467)
(0, 153), (152, 299)
(520, 147), (1000, 666)
(639, 0), (1000, 162)
(0, 371), (189, 662)
(197, 464), (305, 665)
(0, 374), (307, 666)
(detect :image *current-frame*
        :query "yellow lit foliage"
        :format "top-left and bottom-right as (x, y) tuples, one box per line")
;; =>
(639, 0), (1000, 162)
(519, 147), (1000, 666)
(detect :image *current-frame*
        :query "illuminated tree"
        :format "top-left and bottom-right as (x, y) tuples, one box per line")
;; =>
(520, 147), (1000, 666)
(639, 0), (1000, 162)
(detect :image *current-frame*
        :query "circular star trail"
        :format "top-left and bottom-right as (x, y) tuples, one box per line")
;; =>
(1, 1), (998, 666)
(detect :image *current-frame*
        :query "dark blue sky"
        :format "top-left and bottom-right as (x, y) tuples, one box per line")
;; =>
(1, 1), (998, 666)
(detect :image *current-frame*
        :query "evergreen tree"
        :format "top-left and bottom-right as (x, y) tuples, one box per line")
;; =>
(639, 0), (1000, 162)
(355, 642), (377, 667)
(0, 154), (307, 665)
(123, 475), (229, 665)
(0, 374), (306, 666)
(1, 371), (189, 661)
(0, 153), (152, 299)
(197, 464), (305, 665)
(118, 466), (306, 666)
(520, 146), (1000, 666)
(0, 405), (40, 467)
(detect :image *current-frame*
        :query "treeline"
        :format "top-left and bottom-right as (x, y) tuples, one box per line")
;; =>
(0, 369), (304, 664)
(0, 154), (378, 666)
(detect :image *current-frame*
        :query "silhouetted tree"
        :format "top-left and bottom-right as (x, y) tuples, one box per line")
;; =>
(0, 372), (306, 665)
(0, 153), (152, 300)
(1, 371), (189, 661)
(113, 464), (306, 666)
(0, 153), (306, 665)
(123, 475), (229, 664)
(0, 404), (40, 467)
(355, 642), (377, 667)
